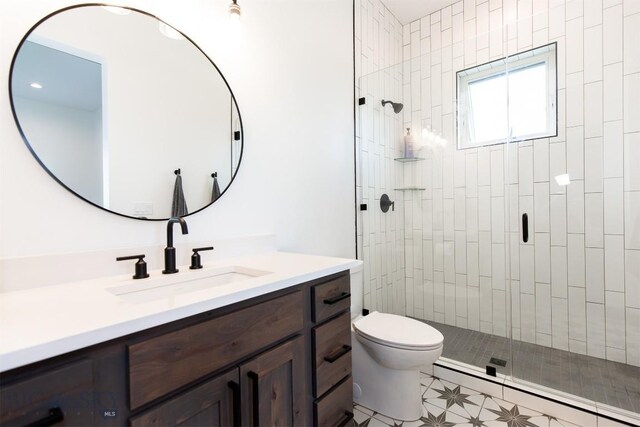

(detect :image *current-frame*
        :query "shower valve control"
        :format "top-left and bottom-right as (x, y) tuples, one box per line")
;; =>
(380, 194), (395, 213)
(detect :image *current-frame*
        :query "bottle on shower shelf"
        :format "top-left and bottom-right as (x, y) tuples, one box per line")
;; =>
(404, 128), (414, 158)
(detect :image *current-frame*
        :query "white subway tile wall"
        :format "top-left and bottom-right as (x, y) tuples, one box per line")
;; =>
(356, 0), (406, 316)
(356, 0), (640, 366)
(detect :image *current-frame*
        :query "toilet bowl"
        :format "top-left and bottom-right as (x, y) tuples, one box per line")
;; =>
(349, 266), (444, 421)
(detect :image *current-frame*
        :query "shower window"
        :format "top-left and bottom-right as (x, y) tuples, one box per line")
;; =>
(457, 42), (557, 149)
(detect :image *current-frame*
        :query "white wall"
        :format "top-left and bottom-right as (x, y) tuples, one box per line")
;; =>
(0, 0), (355, 283)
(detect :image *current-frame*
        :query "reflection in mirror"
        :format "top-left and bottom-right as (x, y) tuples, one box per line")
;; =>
(10, 5), (243, 220)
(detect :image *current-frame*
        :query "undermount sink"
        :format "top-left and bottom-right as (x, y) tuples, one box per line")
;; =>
(107, 265), (272, 303)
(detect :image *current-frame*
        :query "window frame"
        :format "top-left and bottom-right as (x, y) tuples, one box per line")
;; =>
(456, 42), (558, 150)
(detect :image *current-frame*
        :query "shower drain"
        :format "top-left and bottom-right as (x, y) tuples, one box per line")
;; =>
(489, 357), (507, 367)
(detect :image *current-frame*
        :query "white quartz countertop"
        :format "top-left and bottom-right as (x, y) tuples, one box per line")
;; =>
(0, 251), (361, 372)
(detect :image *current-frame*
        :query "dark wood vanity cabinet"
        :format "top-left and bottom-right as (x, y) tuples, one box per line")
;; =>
(0, 270), (352, 427)
(310, 274), (354, 427)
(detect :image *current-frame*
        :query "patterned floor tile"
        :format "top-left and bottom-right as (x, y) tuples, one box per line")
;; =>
(367, 417), (391, 427)
(423, 401), (447, 417)
(355, 403), (375, 416)
(479, 405), (544, 426)
(354, 407), (373, 424)
(372, 412), (395, 425)
(549, 419), (581, 427)
(353, 373), (586, 427)
(420, 410), (469, 426)
(401, 420), (425, 427)
(464, 394), (487, 417)
(528, 416), (551, 427)
(485, 396), (543, 418)
(423, 402), (469, 424)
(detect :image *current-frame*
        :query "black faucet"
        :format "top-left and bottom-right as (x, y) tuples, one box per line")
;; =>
(163, 217), (189, 274)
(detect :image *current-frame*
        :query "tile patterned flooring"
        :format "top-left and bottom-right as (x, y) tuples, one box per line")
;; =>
(352, 373), (581, 427)
(420, 320), (640, 414)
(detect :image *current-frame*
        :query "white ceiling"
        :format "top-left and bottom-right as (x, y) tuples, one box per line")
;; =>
(380, 0), (458, 25)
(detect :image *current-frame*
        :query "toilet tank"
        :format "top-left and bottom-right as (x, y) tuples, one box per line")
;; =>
(350, 262), (364, 320)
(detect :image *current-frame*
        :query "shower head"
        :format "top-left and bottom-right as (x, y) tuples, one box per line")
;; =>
(381, 99), (403, 113)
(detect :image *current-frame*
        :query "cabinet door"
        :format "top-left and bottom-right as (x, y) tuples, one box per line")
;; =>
(130, 369), (239, 427)
(0, 359), (95, 427)
(240, 336), (305, 427)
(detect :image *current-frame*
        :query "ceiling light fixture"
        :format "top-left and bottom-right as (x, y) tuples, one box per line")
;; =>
(228, 0), (241, 21)
(30, 82), (43, 89)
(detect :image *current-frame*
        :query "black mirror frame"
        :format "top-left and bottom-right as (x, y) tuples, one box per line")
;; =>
(8, 3), (244, 221)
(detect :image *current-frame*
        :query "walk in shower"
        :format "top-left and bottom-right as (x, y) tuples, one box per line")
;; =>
(355, 1), (639, 417)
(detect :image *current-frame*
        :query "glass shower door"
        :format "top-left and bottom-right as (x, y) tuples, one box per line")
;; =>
(505, 37), (640, 414)
(356, 62), (407, 317)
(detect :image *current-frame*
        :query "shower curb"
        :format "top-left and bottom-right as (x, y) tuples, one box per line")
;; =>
(433, 359), (640, 427)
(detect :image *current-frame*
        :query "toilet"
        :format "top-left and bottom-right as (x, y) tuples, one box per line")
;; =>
(350, 265), (444, 421)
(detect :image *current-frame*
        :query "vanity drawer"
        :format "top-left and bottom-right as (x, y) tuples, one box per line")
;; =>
(311, 272), (350, 323)
(313, 311), (352, 397)
(0, 359), (95, 426)
(314, 376), (353, 427)
(128, 290), (303, 409)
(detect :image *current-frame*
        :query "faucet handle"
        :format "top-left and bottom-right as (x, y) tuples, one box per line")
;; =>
(190, 247), (214, 270)
(116, 254), (150, 279)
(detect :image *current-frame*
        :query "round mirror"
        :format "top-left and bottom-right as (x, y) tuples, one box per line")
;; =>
(9, 4), (243, 220)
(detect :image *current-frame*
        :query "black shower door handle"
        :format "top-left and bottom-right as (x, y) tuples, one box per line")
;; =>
(522, 213), (529, 243)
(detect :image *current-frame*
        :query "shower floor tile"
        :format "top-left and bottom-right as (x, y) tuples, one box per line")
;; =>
(417, 320), (640, 414)
(352, 373), (581, 427)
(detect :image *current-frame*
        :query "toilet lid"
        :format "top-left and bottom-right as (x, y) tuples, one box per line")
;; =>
(353, 311), (444, 350)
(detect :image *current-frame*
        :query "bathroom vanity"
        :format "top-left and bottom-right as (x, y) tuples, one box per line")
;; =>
(2, 5), (358, 425)
(0, 252), (359, 427)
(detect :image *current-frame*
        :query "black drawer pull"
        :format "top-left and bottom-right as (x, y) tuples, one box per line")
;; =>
(228, 381), (241, 427)
(323, 292), (350, 305)
(336, 410), (354, 427)
(324, 345), (352, 363)
(25, 407), (64, 427)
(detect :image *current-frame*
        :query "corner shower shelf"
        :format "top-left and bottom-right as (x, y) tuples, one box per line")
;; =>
(394, 157), (425, 163)
(394, 187), (426, 191)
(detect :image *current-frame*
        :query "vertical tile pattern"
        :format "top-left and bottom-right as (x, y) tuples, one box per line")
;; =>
(356, 0), (405, 317)
(357, 0), (639, 369)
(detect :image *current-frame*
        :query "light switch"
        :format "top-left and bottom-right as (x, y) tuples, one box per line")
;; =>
(134, 202), (153, 216)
